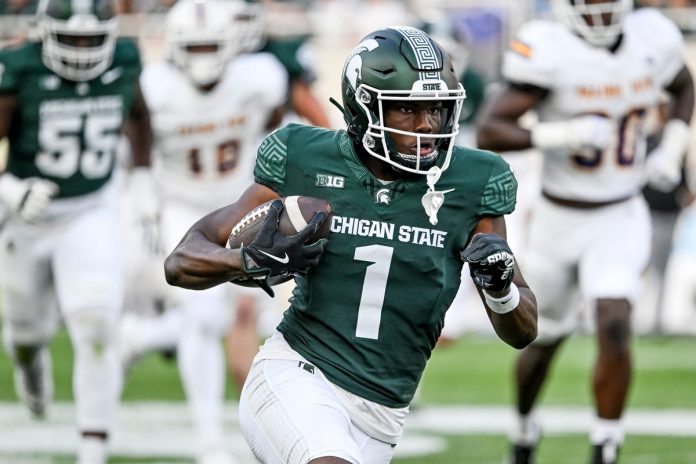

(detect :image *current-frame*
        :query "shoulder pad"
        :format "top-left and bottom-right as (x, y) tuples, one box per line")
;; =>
(626, 8), (684, 85)
(233, 52), (288, 106)
(503, 20), (566, 89)
(113, 38), (142, 68)
(0, 42), (41, 93)
(140, 62), (174, 108)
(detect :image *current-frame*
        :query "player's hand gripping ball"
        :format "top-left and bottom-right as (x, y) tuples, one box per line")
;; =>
(228, 196), (332, 278)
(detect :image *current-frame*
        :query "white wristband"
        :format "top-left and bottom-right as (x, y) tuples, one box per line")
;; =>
(483, 283), (520, 314)
(530, 121), (570, 150)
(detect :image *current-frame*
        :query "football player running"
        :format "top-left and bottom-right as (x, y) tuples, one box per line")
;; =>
(120, 1), (287, 463)
(0, 0), (152, 462)
(164, 26), (538, 464)
(476, 1), (694, 463)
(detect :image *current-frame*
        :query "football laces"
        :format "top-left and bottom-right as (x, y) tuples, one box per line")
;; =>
(231, 203), (272, 237)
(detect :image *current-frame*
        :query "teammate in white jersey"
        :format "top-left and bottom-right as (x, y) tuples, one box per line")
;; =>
(120, 1), (287, 463)
(477, 1), (694, 463)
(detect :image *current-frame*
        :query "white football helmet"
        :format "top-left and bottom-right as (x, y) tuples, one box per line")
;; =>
(552, 0), (633, 48)
(165, 0), (265, 87)
(36, 0), (119, 82)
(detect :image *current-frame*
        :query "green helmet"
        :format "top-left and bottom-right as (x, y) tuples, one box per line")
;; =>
(36, 0), (119, 82)
(341, 26), (466, 175)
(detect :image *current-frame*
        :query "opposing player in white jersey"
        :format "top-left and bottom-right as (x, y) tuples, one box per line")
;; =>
(477, 1), (694, 463)
(121, 1), (287, 463)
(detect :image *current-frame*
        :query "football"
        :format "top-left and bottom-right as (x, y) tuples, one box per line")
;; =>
(227, 195), (333, 250)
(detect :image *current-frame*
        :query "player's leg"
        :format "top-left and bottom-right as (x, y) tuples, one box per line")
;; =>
(589, 298), (630, 464)
(173, 283), (233, 463)
(509, 198), (583, 463)
(659, 252), (696, 334)
(240, 356), (394, 464)
(54, 195), (125, 464)
(162, 200), (235, 463)
(118, 303), (182, 371)
(0, 221), (58, 418)
(226, 276), (280, 391)
(659, 203), (696, 335)
(579, 196), (651, 464)
(119, 183), (177, 371)
(226, 291), (261, 390)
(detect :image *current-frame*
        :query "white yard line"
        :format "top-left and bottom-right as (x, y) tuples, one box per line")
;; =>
(0, 402), (694, 462)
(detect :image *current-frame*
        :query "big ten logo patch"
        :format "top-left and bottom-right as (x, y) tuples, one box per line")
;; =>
(316, 174), (345, 189)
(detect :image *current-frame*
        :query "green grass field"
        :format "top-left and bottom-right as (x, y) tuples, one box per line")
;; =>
(1, 331), (696, 463)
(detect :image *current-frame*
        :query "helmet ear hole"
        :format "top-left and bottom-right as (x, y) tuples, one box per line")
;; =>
(357, 88), (371, 104)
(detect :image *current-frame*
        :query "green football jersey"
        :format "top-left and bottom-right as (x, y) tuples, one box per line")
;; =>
(0, 39), (141, 198)
(255, 124), (517, 408)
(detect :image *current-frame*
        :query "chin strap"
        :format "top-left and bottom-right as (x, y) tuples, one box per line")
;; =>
(421, 166), (454, 226)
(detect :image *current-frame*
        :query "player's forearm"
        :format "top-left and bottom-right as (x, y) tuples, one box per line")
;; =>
(0, 94), (19, 138)
(292, 81), (331, 128)
(126, 84), (153, 167)
(666, 65), (694, 124)
(476, 117), (533, 152)
(126, 123), (152, 168)
(488, 285), (538, 349)
(164, 231), (246, 290)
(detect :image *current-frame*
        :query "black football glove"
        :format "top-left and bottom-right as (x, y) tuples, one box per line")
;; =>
(241, 199), (329, 278)
(461, 233), (515, 293)
(228, 274), (277, 298)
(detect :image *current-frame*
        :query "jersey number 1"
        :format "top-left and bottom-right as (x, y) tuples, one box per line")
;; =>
(354, 244), (393, 340)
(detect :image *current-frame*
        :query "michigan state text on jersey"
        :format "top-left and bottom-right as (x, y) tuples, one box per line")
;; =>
(255, 123), (517, 407)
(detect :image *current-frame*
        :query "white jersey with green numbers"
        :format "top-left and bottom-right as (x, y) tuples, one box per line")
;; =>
(254, 123), (517, 408)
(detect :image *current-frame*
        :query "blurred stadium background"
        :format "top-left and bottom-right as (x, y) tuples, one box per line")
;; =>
(1, 0), (696, 463)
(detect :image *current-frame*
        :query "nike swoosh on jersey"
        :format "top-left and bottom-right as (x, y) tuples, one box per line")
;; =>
(258, 250), (290, 264)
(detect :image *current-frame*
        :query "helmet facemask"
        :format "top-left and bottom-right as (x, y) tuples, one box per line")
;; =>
(342, 27), (466, 177)
(356, 83), (464, 175)
(166, 0), (264, 88)
(553, 0), (632, 48)
(38, 13), (118, 82)
(169, 38), (234, 87)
